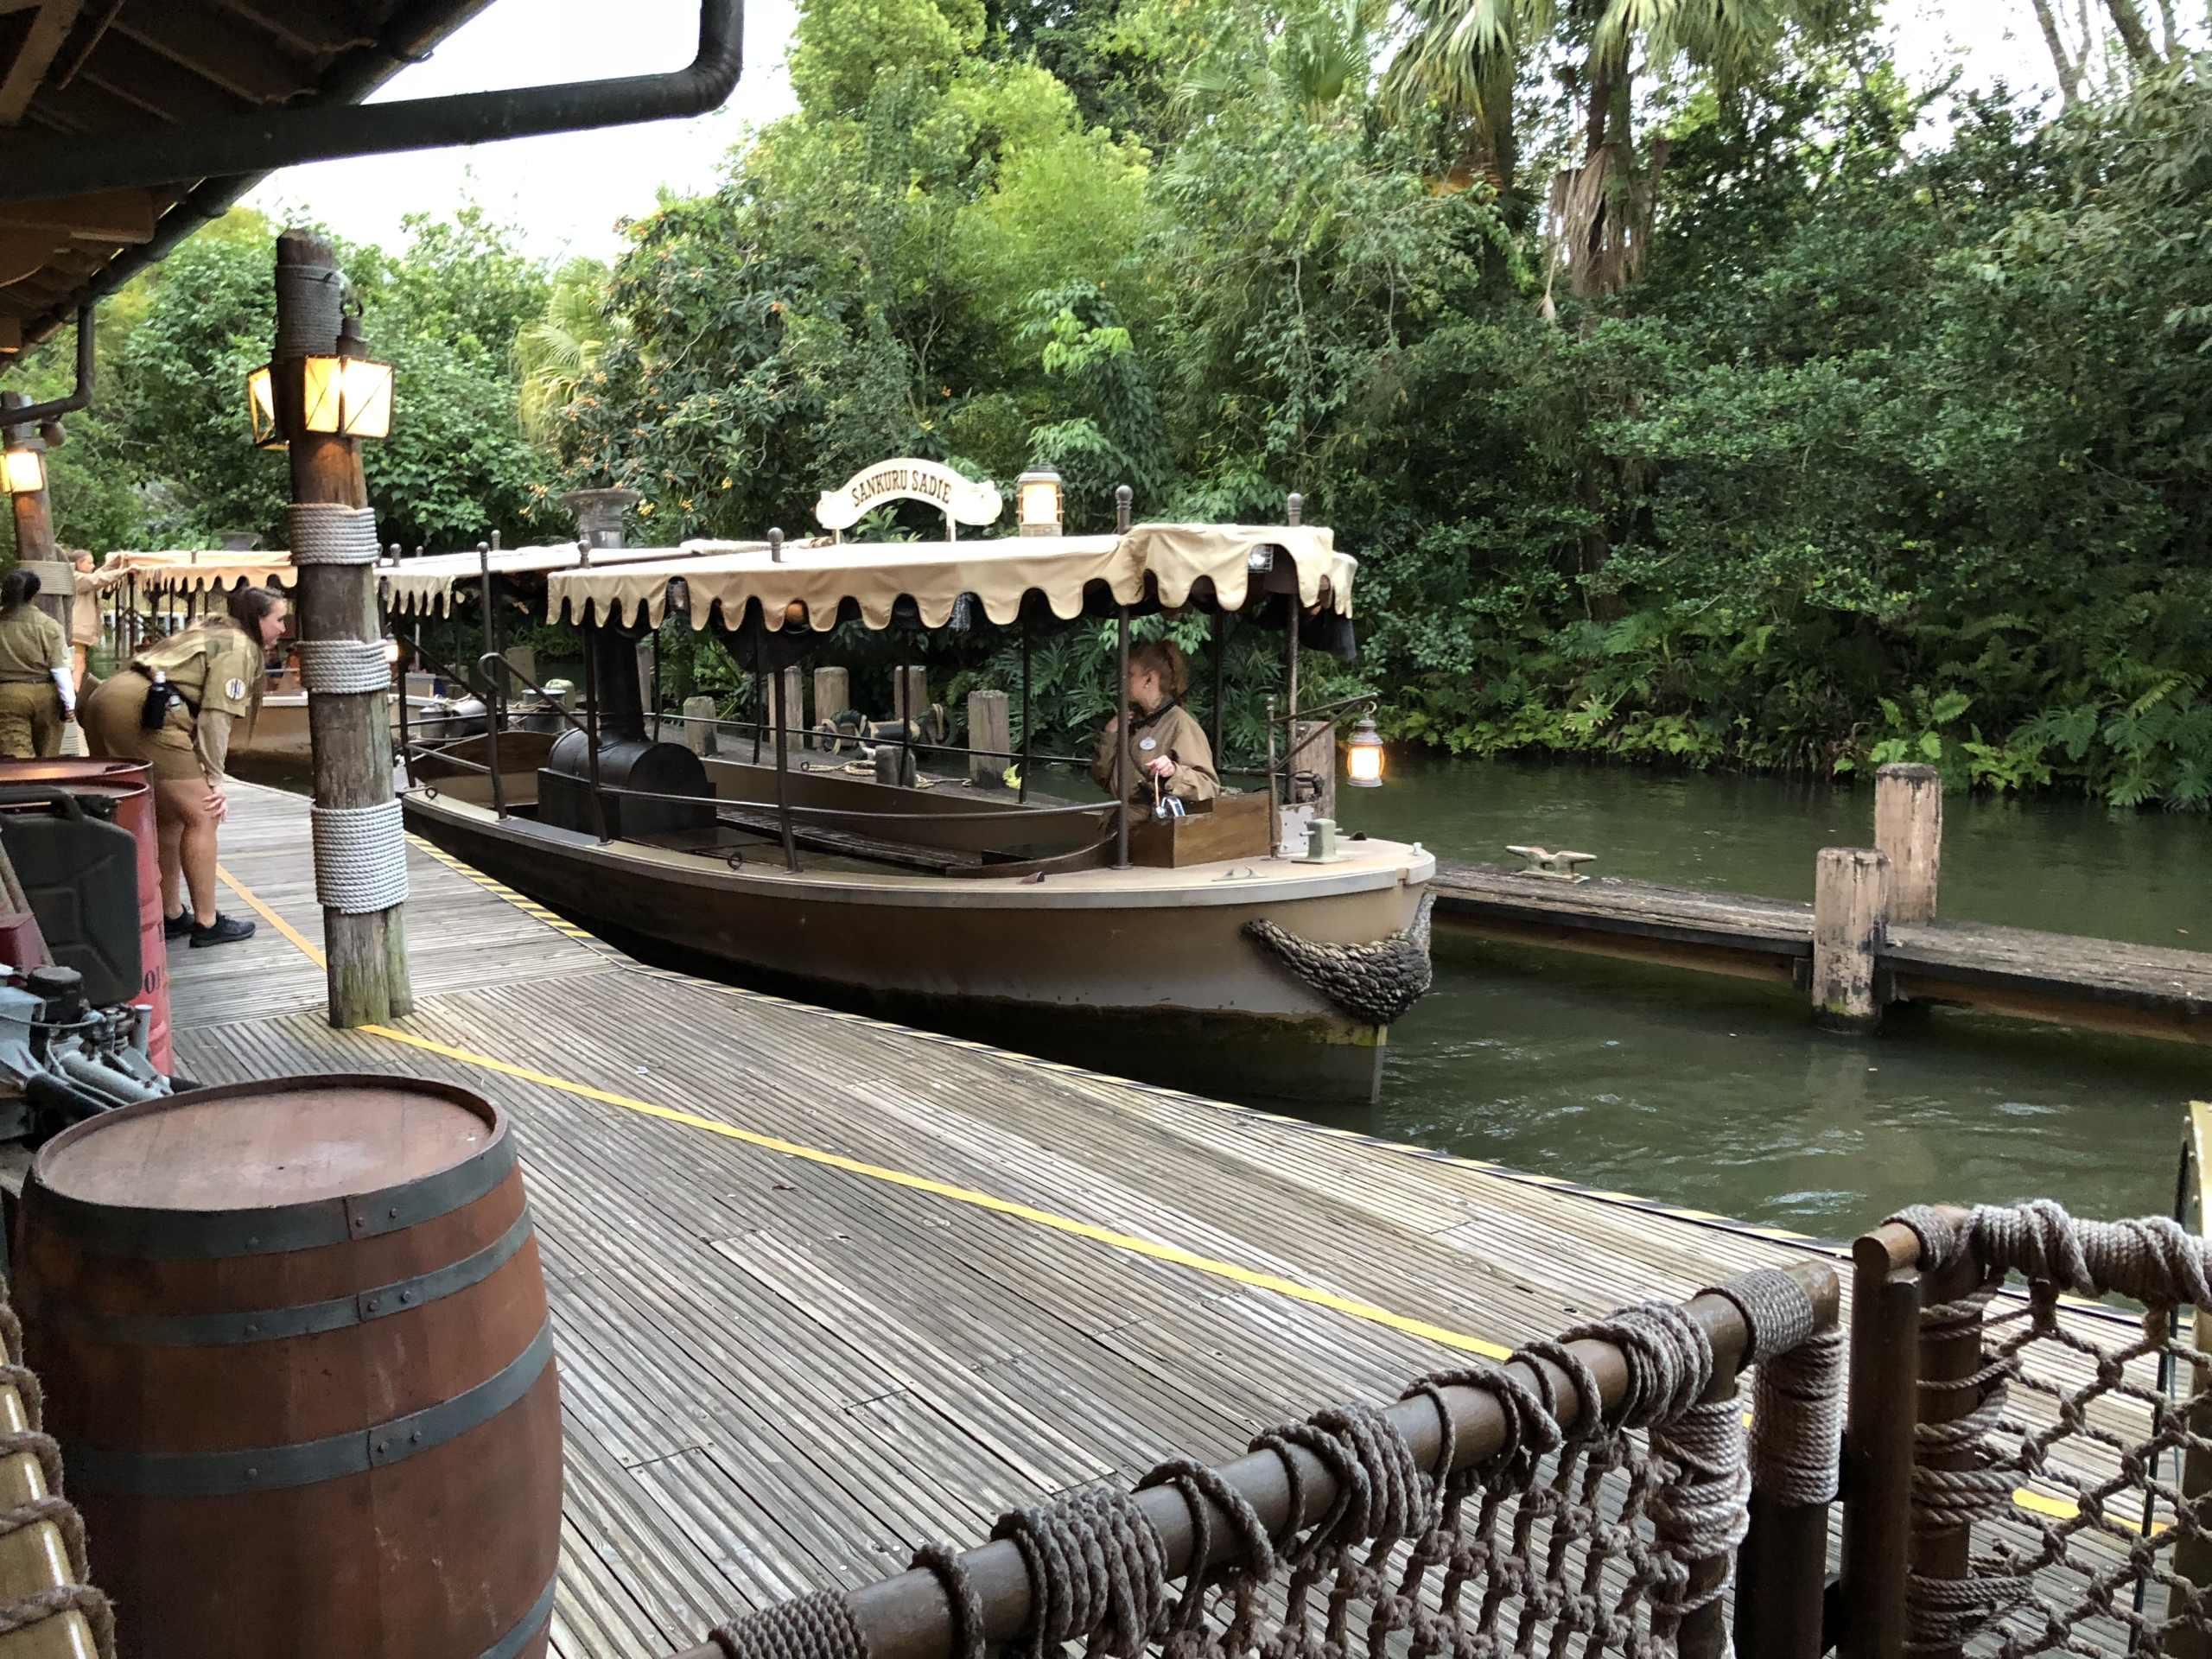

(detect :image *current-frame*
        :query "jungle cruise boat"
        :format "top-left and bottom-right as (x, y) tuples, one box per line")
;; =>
(394, 467), (1434, 1103)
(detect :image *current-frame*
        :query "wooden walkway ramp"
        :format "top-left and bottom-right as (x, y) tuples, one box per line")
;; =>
(1432, 857), (2212, 1043)
(164, 785), (1822, 1657)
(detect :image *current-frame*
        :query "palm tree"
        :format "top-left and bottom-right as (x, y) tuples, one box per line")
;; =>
(513, 260), (620, 445)
(1385, 0), (1831, 299)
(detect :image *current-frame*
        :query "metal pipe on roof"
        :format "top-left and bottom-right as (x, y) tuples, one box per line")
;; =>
(0, 0), (742, 203)
(0, 305), (95, 429)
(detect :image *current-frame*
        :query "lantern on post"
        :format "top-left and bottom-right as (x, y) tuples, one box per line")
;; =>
(0, 442), (44, 496)
(247, 311), (395, 448)
(1015, 467), (1063, 537)
(1345, 716), (1385, 787)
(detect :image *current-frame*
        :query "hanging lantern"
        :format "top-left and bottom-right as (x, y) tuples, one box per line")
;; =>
(246, 365), (281, 448)
(1015, 467), (1062, 537)
(1345, 716), (1384, 787)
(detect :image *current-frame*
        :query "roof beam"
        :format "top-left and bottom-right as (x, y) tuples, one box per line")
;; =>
(0, 0), (84, 124)
(113, 3), (313, 106)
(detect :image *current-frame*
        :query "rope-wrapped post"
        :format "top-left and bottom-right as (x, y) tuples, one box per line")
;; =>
(1731, 1272), (1845, 1659)
(1838, 1207), (1968, 1659)
(1892, 1207), (1998, 1659)
(276, 229), (412, 1027)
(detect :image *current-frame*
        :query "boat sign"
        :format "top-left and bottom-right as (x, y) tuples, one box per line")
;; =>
(815, 459), (1004, 533)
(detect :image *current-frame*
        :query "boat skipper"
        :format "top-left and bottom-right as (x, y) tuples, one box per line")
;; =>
(1090, 640), (1220, 806)
(83, 583), (287, 950)
(0, 569), (77, 757)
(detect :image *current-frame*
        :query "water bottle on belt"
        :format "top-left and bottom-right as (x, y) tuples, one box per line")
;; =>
(139, 670), (175, 733)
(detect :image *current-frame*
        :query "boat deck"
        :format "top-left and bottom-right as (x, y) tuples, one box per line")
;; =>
(1431, 857), (2212, 1041)
(163, 785), (1827, 1656)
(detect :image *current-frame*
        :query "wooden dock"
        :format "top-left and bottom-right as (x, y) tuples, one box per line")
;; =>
(164, 785), (1827, 1656)
(1430, 857), (2212, 1044)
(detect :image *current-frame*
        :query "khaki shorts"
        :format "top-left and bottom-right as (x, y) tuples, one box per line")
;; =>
(0, 680), (62, 759)
(84, 671), (202, 783)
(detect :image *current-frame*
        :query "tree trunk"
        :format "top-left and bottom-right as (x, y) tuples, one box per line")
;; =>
(2103, 0), (2158, 63)
(2031, 0), (2083, 103)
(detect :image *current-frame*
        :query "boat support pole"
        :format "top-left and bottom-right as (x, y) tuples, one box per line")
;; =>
(772, 667), (798, 871)
(479, 542), (505, 820)
(1211, 610), (1226, 763)
(582, 613), (611, 844)
(1115, 604), (1131, 870)
(1265, 694), (1281, 857)
(1018, 622), (1031, 806)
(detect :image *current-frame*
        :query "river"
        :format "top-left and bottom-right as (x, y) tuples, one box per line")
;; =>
(1333, 757), (2212, 1238)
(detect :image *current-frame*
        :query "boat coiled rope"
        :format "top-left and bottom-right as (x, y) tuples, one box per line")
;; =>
(1243, 892), (1433, 1027)
(707, 1267), (1821, 1659)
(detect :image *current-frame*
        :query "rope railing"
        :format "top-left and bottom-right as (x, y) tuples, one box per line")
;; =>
(1845, 1197), (2212, 1659)
(679, 1260), (1843, 1659)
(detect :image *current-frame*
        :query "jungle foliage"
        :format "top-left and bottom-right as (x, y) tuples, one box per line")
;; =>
(16, 0), (2212, 803)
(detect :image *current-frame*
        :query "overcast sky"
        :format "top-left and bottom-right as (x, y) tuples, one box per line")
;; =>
(246, 0), (2071, 264)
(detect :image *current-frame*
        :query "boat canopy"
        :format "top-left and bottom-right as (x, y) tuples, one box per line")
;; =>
(86, 550), (297, 594)
(377, 540), (786, 616)
(543, 524), (1355, 633)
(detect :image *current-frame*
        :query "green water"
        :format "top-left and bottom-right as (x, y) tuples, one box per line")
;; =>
(1335, 758), (2212, 1239)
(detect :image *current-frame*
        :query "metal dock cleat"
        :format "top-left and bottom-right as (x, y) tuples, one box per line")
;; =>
(1506, 844), (1595, 882)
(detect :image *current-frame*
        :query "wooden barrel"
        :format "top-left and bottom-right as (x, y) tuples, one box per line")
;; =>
(15, 1076), (562, 1659)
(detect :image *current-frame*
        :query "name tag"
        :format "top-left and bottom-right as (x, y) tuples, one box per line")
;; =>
(1139, 738), (1156, 751)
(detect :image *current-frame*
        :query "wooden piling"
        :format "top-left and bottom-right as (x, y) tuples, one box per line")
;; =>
(777, 664), (804, 762)
(1838, 1228), (1923, 1659)
(968, 690), (1009, 787)
(2168, 1099), (2212, 1654)
(1875, 763), (1942, 924)
(277, 229), (410, 1028)
(680, 695), (717, 757)
(1812, 847), (1888, 1032)
(892, 664), (927, 727)
(813, 665), (850, 733)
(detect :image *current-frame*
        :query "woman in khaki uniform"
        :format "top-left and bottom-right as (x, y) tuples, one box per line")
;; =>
(84, 583), (286, 949)
(0, 568), (77, 757)
(1090, 639), (1221, 806)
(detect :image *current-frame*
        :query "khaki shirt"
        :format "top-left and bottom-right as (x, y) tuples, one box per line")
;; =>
(1091, 701), (1221, 804)
(70, 574), (100, 649)
(0, 605), (67, 684)
(132, 620), (265, 735)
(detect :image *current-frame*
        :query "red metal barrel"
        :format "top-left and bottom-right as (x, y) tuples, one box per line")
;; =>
(0, 758), (171, 1071)
(16, 1076), (563, 1659)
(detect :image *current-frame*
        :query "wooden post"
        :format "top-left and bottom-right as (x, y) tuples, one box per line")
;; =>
(813, 666), (849, 736)
(680, 694), (717, 757)
(2168, 1099), (2212, 1654)
(1874, 762), (1942, 924)
(892, 664), (927, 726)
(276, 230), (411, 1027)
(1812, 847), (1888, 1032)
(968, 690), (1009, 787)
(2, 395), (70, 639)
(1839, 1234), (1923, 1659)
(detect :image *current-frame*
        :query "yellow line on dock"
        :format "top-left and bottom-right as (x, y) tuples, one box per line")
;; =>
(214, 861), (1513, 1363)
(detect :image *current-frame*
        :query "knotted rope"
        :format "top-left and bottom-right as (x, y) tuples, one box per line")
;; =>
(990, 1487), (1170, 1659)
(709, 1592), (871, 1659)
(1892, 1198), (2212, 1308)
(0, 1290), (116, 1659)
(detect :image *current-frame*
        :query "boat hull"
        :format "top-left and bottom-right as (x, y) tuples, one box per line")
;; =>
(402, 790), (1432, 1104)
